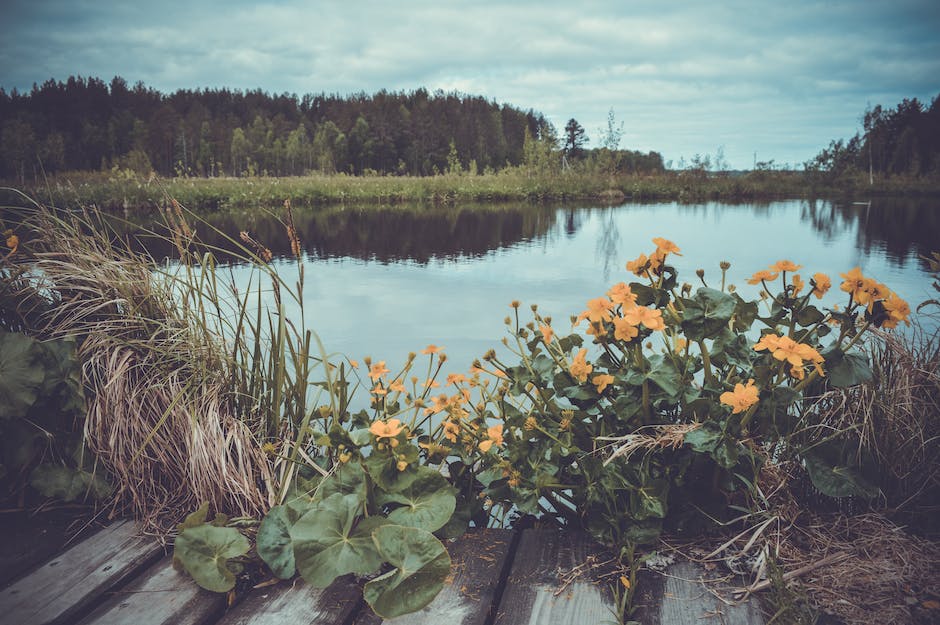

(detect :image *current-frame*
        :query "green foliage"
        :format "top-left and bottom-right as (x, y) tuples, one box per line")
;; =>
(0, 327), (103, 502)
(173, 523), (251, 592)
(462, 240), (913, 553)
(362, 525), (452, 619)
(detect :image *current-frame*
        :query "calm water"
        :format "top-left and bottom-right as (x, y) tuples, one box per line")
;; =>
(153, 198), (939, 383)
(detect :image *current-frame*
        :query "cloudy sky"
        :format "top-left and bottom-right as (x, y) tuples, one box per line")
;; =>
(2, 0), (938, 168)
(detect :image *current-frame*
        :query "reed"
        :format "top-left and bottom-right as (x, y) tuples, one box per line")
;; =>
(7, 195), (336, 528)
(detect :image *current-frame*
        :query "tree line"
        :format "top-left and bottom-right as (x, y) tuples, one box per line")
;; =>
(0, 76), (664, 182)
(806, 94), (940, 180)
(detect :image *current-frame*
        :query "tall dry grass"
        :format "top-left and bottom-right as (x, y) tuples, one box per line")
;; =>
(8, 197), (329, 529)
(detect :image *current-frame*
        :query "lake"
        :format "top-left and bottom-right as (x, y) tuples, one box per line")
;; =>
(149, 197), (938, 388)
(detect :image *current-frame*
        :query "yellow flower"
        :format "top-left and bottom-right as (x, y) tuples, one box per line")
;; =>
(612, 317), (639, 342)
(863, 279), (889, 309)
(592, 373), (615, 393)
(443, 421), (461, 443)
(811, 273), (831, 299)
(479, 424), (504, 452)
(626, 253), (651, 277)
(882, 293), (911, 328)
(396, 459), (409, 472)
(348, 359), (359, 369)
(424, 394), (450, 415)
(539, 324), (554, 344)
(747, 270), (779, 285)
(577, 297), (615, 325)
(652, 237), (681, 256)
(424, 378), (440, 389)
(674, 337), (688, 353)
(623, 306), (665, 331)
(569, 348), (593, 382)
(720, 379), (759, 414)
(371, 384), (388, 396)
(368, 361), (390, 380)
(771, 260), (801, 272)
(839, 267), (868, 304)
(388, 379), (406, 393)
(791, 274), (804, 296)
(524, 416), (538, 431)
(446, 373), (467, 386)
(421, 344), (444, 354)
(754, 334), (825, 376)
(6, 234), (19, 250)
(370, 418), (404, 439)
(607, 282), (637, 309)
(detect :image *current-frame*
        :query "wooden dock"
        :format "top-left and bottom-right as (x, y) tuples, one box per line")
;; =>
(0, 519), (766, 625)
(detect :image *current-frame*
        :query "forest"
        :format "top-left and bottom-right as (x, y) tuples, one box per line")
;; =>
(804, 94), (940, 180)
(0, 76), (664, 182)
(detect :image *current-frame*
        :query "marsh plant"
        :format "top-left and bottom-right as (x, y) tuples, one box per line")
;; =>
(2, 197), (919, 618)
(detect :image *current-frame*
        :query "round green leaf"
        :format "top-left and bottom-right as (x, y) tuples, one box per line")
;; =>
(256, 505), (295, 579)
(173, 525), (250, 592)
(363, 525), (451, 618)
(376, 467), (456, 532)
(291, 493), (387, 587)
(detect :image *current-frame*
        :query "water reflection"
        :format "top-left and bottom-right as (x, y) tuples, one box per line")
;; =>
(125, 197), (940, 411)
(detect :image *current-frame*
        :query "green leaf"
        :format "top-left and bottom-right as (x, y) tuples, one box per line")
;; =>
(177, 502), (210, 532)
(683, 423), (721, 453)
(363, 525), (451, 619)
(630, 479), (669, 520)
(173, 524), (250, 592)
(0, 331), (44, 419)
(28, 463), (112, 501)
(316, 462), (367, 501)
(377, 467), (456, 532)
(795, 305), (824, 327)
(681, 288), (736, 341)
(256, 505), (296, 579)
(731, 294), (759, 332)
(291, 493), (388, 587)
(645, 354), (682, 399)
(803, 448), (879, 499)
(363, 445), (420, 492)
(822, 346), (873, 388)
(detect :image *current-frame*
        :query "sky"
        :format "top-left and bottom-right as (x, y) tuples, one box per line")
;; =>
(1, 0), (938, 169)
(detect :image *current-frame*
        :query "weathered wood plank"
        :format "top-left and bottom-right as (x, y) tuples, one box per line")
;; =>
(630, 560), (767, 625)
(215, 576), (363, 625)
(76, 556), (224, 625)
(492, 529), (617, 625)
(355, 528), (516, 625)
(654, 561), (765, 625)
(0, 510), (97, 588)
(0, 519), (164, 625)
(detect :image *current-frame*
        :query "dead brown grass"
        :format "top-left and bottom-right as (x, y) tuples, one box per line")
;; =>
(16, 207), (275, 530)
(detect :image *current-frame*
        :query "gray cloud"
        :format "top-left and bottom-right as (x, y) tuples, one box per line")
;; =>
(2, 0), (938, 168)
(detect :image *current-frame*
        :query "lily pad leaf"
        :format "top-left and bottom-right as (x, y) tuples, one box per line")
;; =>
(376, 467), (456, 532)
(256, 505), (295, 579)
(291, 493), (388, 587)
(173, 524), (250, 592)
(363, 525), (452, 619)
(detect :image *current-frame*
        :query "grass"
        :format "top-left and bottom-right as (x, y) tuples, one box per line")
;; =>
(4, 195), (331, 528)
(10, 168), (940, 213)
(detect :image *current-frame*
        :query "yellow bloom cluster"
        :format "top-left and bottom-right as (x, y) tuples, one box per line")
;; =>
(753, 333), (825, 379)
(839, 267), (910, 328)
